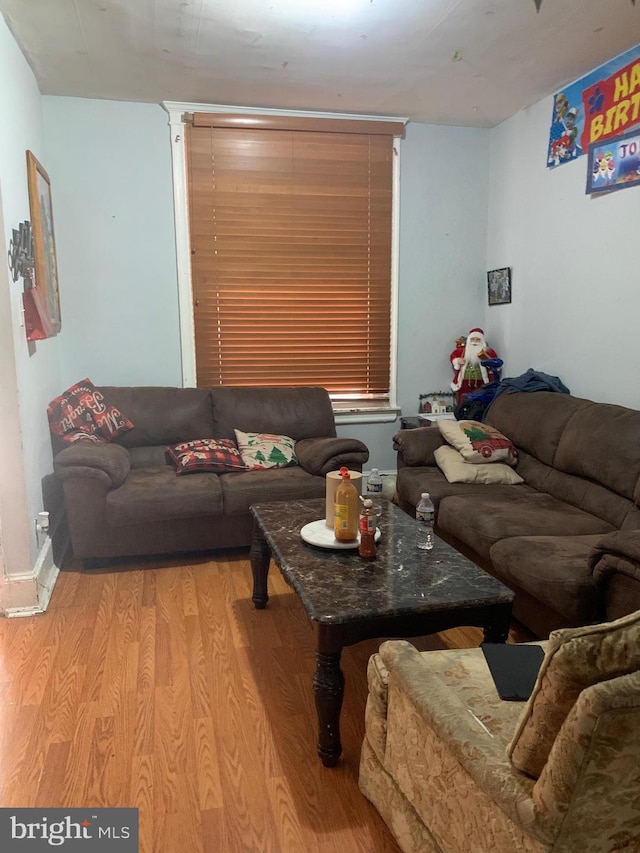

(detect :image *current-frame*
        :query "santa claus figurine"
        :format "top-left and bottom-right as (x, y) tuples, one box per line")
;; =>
(450, 328), (500, 404)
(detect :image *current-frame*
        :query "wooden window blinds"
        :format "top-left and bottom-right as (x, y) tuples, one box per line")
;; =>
(186, 114), (402, 400)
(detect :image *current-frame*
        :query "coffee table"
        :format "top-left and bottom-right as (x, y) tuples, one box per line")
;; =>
(250, 497), (514, 767)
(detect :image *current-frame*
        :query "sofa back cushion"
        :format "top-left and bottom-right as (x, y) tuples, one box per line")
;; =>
(211, 386), (337, 441)
(486, 391), (640, 522)
(554, 402), (640, 501)
(485, 391), (590, 468)
(97, 387), (215, 448)
(516, 452), (636, 529)
(507, 609), (640, 779)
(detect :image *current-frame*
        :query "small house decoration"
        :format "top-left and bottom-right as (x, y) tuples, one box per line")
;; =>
(419, 391), (456, 414)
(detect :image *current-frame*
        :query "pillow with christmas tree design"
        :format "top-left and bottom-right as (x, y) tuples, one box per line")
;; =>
(234, 429), (298, 470)
(438, 419), (518, 466)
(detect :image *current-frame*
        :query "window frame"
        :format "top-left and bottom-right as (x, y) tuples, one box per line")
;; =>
(163, 101), (404, 424)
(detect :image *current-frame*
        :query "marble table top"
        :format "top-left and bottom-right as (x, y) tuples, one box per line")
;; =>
(250, 498), (514, 624)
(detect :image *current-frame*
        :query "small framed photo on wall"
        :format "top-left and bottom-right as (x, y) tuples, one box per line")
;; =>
(487, 267), (511, 305)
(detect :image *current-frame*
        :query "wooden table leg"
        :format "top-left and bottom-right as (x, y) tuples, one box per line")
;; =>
(250, 525), (271, 610)
(313, 627), (345, 767)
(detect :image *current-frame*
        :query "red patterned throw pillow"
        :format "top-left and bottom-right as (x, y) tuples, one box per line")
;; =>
(167, 438), (247, 475)
(47, 378), (134, 444)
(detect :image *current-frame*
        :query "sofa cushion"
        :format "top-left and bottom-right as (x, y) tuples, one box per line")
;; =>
(396, 466), (537, 514)
(434, 446), (523, 485)
(438, 492), (615, 561)
(167, 438), (247, 474)
(234, 429), (297, 469)
(489, 534), (603, 626)
(220, 466), (324, 515)
(128, 446), (170, 468)
(212, 386), (337, 441)
(514, 451), (635, 529)
(553, 400), (640, 500)
(48, 378), (134, 444)
(438, 420), (517, 465)
(106, 466), (223, 525)
(485, 391), (591, 468)
(97, 387), (215, 448)
(507, 610), (640, 779)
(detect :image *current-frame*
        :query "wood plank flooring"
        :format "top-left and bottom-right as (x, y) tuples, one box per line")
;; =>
(0, 551), (530, 852)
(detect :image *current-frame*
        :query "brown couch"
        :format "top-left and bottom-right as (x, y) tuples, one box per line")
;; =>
(52, 385), (368, 564)
(393, 391), (640, 638)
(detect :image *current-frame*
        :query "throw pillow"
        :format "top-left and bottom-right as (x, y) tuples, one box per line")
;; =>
(507, 609), (640, 779)
(167, 438), (247, 474)
(234, 429), (297, 470)
(47, 378), (134, 444)
(438, 419), (517, 465)
(434, 446), (523, 485)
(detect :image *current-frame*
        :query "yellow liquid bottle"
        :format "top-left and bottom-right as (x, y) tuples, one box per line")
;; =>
(334, 467), (358, 542)
(358, 497), (377, 560)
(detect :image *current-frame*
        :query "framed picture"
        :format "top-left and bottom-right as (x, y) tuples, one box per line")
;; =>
(487, 267), (511, 306)
(26, 150), (61, 337)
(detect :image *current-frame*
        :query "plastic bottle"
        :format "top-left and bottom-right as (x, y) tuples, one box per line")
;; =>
(367, 468), (383, 494)
(334, 466), (358, 542)
(358, 497), (377, 560)
(416, 492), (435, 551)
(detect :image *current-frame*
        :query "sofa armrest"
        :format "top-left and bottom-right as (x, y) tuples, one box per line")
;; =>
(53, 442), (131, 489)
(378, 640), (538, 830)
(590, 530), (640, 569)
(295, 436), (369, 476)
(589, 531), (640, 621)
(392, 427), (446, 468)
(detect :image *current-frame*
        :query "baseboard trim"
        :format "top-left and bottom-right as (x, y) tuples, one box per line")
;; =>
(4, 535), (62, 617)
(35, 535), (60, 611)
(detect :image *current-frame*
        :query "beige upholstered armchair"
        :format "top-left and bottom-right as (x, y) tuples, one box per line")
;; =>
(359, 612), (640, 853)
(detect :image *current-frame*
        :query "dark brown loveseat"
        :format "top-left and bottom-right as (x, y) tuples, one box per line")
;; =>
(394, 391), (640, 638)
(52, 385), (368, 564)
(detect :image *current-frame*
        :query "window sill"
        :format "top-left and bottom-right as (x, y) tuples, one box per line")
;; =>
(333, 405), (401, 425)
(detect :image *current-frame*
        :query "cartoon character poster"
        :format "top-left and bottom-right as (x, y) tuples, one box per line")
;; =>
(547, 42), (640, 168)
(586, 127), (640, 194)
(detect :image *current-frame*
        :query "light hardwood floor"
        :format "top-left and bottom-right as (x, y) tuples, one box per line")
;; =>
(0, 551), (530, 852)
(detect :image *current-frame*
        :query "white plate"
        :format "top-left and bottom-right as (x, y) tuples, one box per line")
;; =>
(300, 519), (381, 550)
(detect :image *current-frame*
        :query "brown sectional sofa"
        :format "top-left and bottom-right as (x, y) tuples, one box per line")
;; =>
(393, 390), (640, 638)
(52, 385), (368, 564)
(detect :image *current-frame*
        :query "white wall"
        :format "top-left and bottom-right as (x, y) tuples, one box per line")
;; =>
(42, 98), (182, 387)
(0, 15), (63, 599)
(397, 123), (490, 406)
(486, 97), (640, 409)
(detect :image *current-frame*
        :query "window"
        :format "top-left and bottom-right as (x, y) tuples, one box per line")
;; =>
(171, 107), (404, 414)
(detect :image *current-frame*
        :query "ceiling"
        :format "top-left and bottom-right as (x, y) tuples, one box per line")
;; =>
(1, 0), (639, 127)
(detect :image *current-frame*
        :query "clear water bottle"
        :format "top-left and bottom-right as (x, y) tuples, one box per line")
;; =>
(416, 492), (435, 551)
(367, 467), (383, 494)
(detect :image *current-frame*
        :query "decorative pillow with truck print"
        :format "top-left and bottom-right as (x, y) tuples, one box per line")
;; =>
(234, 429), (298, 470)
(438, 419), (518, 465)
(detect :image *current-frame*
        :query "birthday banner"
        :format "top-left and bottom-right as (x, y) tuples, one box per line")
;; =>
(586, 126), (640, 194)
(547, 42), (640, 168)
